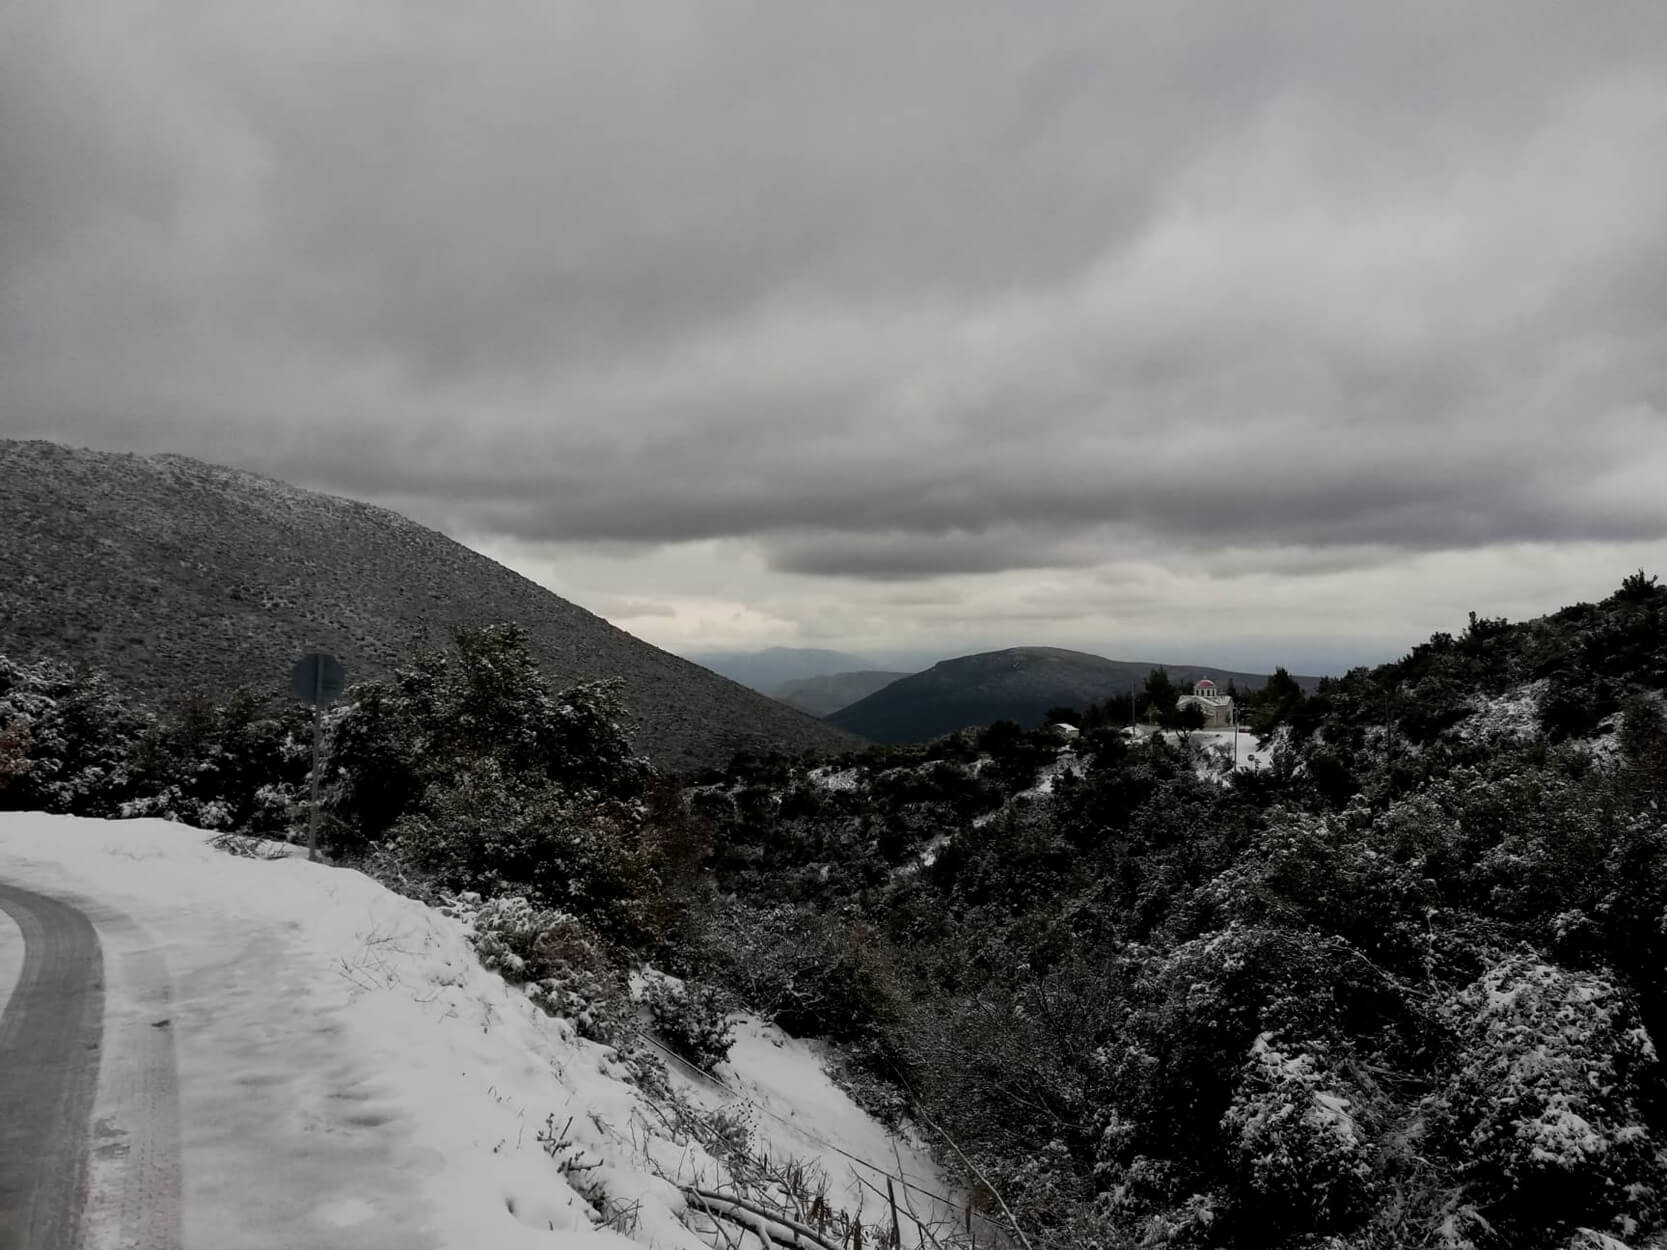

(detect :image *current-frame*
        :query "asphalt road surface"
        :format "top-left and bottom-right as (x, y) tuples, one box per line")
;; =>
(0, 881), (182, 1250)
(0, 881), (103, 1249)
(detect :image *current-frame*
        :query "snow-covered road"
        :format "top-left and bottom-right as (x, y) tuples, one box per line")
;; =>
(0, 881), (113, 1249)
(0, 817), (558, 1248)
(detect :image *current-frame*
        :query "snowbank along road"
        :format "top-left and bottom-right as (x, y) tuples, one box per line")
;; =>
(0, 814), (957, 1249)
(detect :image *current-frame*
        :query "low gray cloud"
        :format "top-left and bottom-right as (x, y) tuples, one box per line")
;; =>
(768, 530), (1108, 580)
(4, 0), (1666, 607)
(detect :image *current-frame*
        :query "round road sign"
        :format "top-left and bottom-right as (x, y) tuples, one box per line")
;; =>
(290, 653), (346, 705)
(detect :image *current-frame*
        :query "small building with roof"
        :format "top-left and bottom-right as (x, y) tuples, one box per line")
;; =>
(1177, 677), (1236, 729)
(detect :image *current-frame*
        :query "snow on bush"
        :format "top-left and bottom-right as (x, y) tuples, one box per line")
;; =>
(1436, 956), (1666, 1239)
(1221, 1033), (1375, 1227)
(0, 653), (149, 815)
(642, 977), (736, 1071)
(1461, 680), (1548, 744)
(447, 893), (636, 1050)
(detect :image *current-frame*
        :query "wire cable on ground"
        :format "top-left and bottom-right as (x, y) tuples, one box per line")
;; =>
(630, 1025), (993, 1230)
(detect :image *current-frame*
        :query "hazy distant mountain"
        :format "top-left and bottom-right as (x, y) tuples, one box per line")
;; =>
(768, 670), (914, 717)
(684, 646), (876, 694)
(0, 440), (858, 771)
(826, 646), (1321, 744)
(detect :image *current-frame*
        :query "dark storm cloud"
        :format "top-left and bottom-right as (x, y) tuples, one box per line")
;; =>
(4, 1), (1667, 582)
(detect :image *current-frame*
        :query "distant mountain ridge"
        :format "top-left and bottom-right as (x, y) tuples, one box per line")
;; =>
(768, 670), (913, 717)
(826, 646), (1321, 743)
(0, 439), (858, 771)
(685, 647), (876, 693)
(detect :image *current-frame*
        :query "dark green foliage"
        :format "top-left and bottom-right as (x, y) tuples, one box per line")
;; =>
(678, 573), (1667, 1250)
(1142, 666), (1180, 726)
(124, 690), (312, 834)
(325, 623), (650, 857)
(1246, 666), (1307, 736)
(390, 759), (657, 941)
(692, 902), (904, 1047)
(976, 718), (1052, 790)
(1176, 700), (1208, 737)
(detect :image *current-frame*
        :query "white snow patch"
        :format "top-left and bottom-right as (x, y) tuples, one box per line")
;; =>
(1523, 1101), (1606, 1168)
(1151, 729), (1269, 777)
(1017, 748), (1085, 800)
(1247, 1034), (1359, 1146)
(1462, 680), (1546, 743)
(917, 832), (952, 867)
(808, 766), (860, 793)
(670, 1015), (955, 1230)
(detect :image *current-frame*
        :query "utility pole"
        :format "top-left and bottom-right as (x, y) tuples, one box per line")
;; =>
(309, 662), (324, 860)
(290, 652), (345, 862)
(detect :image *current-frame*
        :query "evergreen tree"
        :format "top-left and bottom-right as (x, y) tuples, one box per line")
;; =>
(1142, 667), (1179, 727)
(1247, 666), (1305, 736)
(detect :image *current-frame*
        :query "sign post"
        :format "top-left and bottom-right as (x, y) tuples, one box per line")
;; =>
(290, 653), (346, 862)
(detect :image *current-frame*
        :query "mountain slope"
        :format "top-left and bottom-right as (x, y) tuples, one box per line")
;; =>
(683, 647), (876, 693)
(0, 440), (857, 771)
(768, 670), (913, 717)
(826, 646), (1319, 743)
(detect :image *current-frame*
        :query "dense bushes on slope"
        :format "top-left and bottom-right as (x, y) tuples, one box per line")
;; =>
(669, 575), (1667, 1249)
(7, 577), (1667, 1249)
(0, 652), (310, 831)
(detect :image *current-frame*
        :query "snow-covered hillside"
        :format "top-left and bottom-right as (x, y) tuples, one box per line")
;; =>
(0, 815), (954, 1249)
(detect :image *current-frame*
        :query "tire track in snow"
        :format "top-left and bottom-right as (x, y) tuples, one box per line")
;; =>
(0, 881), (182, 1250)
(0, 880), (103, 1250)
(80, 901), (183, 1250)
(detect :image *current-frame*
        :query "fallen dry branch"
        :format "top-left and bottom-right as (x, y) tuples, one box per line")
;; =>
(683, 1186), (847, 1250)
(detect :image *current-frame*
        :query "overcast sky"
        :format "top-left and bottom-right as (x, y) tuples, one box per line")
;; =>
(5, 3), (1666, 672)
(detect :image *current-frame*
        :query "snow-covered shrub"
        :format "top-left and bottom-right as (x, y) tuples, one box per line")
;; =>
(0, 653), (150, 815)
(454, 895), (633, 1047)
(642, 977), (734, 1070)
(1221, 1034), (1376, 1231)
(973, 1139), (1097, 1246)
(111, 689), (312, 837)
(1434, 956), (1666, 1242)
(326, 625), (651, 854)
(391, 757), (655, 942)
(461, 895), (571, 981)
(120, 789), (235, 830)
(693, 902), (901, 1044)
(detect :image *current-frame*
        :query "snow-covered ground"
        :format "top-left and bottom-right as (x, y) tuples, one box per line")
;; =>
(0, 815), (953, 1248)
(1017, 747), (1085, 799)
(667, 1016), (955, 1233)
(1134, 727), (1271, 778)
(1188, 728), (1271, 774)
